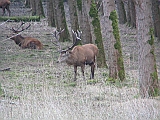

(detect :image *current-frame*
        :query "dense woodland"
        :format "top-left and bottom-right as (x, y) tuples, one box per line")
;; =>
(23, 0), (160, 98)
(0, 0), (160, 119)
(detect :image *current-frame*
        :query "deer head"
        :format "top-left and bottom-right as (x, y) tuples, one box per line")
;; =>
(57, 30), (82, 63)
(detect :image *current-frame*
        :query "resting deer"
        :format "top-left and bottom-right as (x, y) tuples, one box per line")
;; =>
(0, 0), (11, 16)
(8, 22), (43, 49)
(54, 29), (98, 81)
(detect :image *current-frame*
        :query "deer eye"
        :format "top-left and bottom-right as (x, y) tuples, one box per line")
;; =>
(60, 51), (66, 54)
(60, 51), (66, 56)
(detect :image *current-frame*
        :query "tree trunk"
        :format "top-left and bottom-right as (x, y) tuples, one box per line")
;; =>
(25, 0), (30, 8)
(54, 0), (70, 41)
(134, 0), (159, 97)
(30, 0), (36, 16)
(47, 0), (55, 27)
(101, 0), (125, 81)
(67, 0), (79, 43)
(129, 0), (136, 27)
(89, 1), (107, 68)
(30, 0), (45, 17)
(115, 0), (127, 24)
(77, 0), (92, 44)
(151, 0), (160, 41)
(36, 0), (45, 17)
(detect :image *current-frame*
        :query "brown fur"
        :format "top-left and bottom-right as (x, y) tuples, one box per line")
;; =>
(10, 35), (43, 50)
(0, 0), (11, 16)
(58, 44), (98, 80)
(66, 44), (98, 65)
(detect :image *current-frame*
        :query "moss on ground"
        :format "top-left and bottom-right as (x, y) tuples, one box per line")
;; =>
(0, 16), (40, 22)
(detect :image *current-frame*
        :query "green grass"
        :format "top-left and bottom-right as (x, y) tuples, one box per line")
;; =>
(0, 83), (4, 96)
(64, 82), (77, 87)
(1, 21), (159, 120)
(87, 79), (98, 85)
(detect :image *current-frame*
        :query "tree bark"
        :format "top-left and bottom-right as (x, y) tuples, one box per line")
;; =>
(115, 0), (127, 24)
(151, 0), (160, 41)
(134, 0), (159, 97)
(25, 0), (30, 8)
(54, 0), (70, 41)
(67, 0), (79, 43)
(47, 0), (55, 27)
(30, 0), (45, 17)
(30, 0), (36, 16)
(36, 0), (45, 17)
(129, 0), (136, 27)
(101, 0), (125, 81)
(77, 0), (92, 44)
(89, 0), (107, 68)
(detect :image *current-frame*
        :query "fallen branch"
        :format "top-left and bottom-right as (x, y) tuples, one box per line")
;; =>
(0, 68), (11, 71)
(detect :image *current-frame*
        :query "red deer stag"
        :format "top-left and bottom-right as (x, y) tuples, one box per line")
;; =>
(9, 22), (43, 49)
(0, 0), (11, 16)
(55, 29), (98, 81)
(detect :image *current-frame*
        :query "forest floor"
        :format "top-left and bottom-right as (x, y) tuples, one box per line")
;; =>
(0, 1), (160, 120)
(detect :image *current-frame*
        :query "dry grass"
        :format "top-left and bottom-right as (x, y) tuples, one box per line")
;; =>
(0, 19), (160, 120)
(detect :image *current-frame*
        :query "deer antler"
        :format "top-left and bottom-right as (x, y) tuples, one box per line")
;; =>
(53, 29), (82, 52)
(68, 30), (82, 50)
(52, 28), (65, 52)
(76, 30), (82, 40)
(11, 22), (31, 33)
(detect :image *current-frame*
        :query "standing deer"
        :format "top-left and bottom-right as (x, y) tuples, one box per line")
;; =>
(0, 0), (11, 16)
(8, 22), (43, 49)
(55, 29), (98, 81)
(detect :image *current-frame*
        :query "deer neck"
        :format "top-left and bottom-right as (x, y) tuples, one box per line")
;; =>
(11, 35), (25, 46)
(66, 53), (77, 65)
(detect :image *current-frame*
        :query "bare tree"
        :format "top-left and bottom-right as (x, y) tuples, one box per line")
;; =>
(30, 0), (45, 17)
(121, 0), (136, 27)
(47, 0), (55, 27)
(54, 0), (70, 41)
(151, 0), (160, 41)
(128, 0), (136, 27)
(76, 0), (92, 44)
(36, 0), (45, 17)
(30, 0), (36, 16)
(115, 0), (127, 24)
(100, 0), (125, 81)
(66, 0), (79, 43)
(134, 0), (159, 97)
(25, 0), (30, 8)
(89, 0), (107, 67)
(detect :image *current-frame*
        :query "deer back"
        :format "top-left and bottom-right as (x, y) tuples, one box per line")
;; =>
(0, 0), (10, 7)
(59, 44), (98, 66)
(81, 44), (98, 64)
(82, 44), (98, 56)
(22, 37), (43, 49)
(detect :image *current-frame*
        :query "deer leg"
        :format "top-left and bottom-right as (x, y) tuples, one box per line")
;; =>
(6, 5), (11, 16)
(2, 7), (5, 16)
(81, 64), (85, 80)
(90, 63), (95, 79)
(29, 42), (36, 49)
(74, 65), (77, 81)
